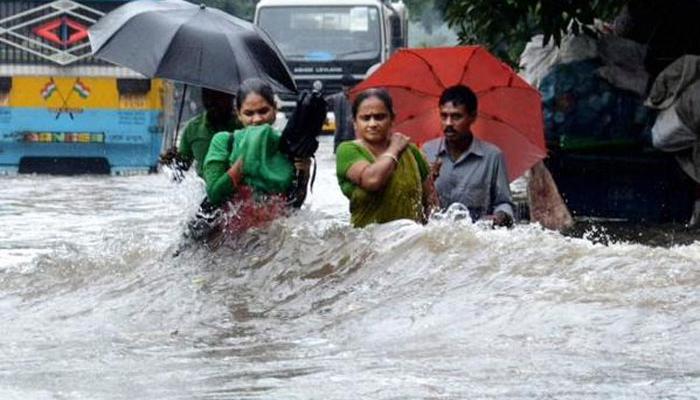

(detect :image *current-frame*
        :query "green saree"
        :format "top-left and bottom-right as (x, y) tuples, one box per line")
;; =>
(336, 141), (429, 228)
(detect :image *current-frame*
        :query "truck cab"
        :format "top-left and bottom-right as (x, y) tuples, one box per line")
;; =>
(254, 0), (407, 109)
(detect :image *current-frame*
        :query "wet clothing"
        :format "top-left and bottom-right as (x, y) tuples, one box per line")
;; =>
(423, 137), (514, 221)
(336, 141), (430, 228)
(221, 186), (288, 235)
(327, 92), (355, 152)
(179, 112), (241, 177)
(203, 124), (295, 207)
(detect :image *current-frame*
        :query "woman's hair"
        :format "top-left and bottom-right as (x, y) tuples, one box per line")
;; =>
(235, 78), (276, 110)
(351, 88), (395, 119)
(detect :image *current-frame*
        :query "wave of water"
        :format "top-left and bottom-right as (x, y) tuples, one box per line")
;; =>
(1, 138), (698, 399)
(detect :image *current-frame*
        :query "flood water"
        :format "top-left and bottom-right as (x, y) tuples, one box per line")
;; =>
(1, 137), (699, 399)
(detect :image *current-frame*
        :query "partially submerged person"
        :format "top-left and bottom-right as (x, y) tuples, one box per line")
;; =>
(161, 87), (242, 177)
(336, 88), (439, 228)
(160, 88), (242, 243)
(202, 79), (311, 237)
(422, 84), (514, 227)
(327, 73), (356, 152)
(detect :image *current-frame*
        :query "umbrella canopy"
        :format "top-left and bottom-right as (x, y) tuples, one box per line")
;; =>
(352, 46), (546, 181)
(88, 0), (296, 95)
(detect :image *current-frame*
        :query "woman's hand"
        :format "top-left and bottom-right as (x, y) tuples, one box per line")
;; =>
(388, 132), (410, 156)
(227, 159), (244, 187)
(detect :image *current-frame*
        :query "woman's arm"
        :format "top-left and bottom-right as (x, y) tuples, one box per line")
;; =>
(203, 133), (243, 206)
(346, 133), (409, 192)
(204, 160), (233, 206)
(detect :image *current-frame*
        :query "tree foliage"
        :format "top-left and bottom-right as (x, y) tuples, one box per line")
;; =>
(402, 0), (429, 20)
(438, 0), (628, 67)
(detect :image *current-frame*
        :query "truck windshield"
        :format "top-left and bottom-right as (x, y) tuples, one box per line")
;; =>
(258, 6), (381, 62)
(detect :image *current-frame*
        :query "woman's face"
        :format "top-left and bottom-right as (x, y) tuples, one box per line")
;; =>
(354, 96), (393, 144)
(237, 92), (276, 126)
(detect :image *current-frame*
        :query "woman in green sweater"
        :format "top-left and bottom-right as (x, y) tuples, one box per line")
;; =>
(336, 88), (439, 227)
(202, 79), (310, 234)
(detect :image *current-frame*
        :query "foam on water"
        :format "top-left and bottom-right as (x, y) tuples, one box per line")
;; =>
(1, 138), (698, 399)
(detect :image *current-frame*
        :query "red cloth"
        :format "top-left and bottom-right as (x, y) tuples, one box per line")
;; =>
(222, 186), (288, 235)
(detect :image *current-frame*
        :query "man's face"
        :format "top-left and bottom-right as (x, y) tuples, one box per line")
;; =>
(439, 101), (475, 143)
(203, 91), (234, 124)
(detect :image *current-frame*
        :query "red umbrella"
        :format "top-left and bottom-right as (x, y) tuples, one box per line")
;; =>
(351, 46), (546, 182)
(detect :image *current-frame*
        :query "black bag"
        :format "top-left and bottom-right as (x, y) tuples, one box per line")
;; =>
(280, 88), (328, 159)
(279, 87), (328, 208)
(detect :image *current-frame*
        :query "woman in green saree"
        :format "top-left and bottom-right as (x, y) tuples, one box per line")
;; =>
(336, 88), (439, 227)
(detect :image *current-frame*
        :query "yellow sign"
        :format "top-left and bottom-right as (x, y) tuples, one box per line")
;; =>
(11, 76), (163, 110)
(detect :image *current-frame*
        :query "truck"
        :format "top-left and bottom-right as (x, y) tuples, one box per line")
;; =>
(254, 0), (408, 125)
(0, 0), (166, 175)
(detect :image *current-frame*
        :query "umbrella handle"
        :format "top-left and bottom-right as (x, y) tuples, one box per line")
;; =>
(171, 83), (188, 149)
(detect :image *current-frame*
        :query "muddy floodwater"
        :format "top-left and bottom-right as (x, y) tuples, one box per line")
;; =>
(1, 137), (698, 399)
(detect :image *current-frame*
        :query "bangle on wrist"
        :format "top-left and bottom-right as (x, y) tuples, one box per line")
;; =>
(379, 153), (399, 165)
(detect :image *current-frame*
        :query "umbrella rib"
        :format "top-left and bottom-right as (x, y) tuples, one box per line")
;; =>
(218, 17), (245, 90)
(404, 49), (447, 90)
(456, 47), (477, 85)
(155, 12), (192, 80)
(478, 111), (545, 151)
(379, 84), (438, 99)
(475, 85), (540, 96)
(396, 103), (437, 124)
(460, 47), (534, 90)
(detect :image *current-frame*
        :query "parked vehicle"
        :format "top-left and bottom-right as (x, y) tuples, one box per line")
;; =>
(0, 0), (165, 175)
(254, 0), (407, 131)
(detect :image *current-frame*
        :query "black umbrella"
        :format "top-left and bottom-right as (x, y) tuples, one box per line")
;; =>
(89, 0), (297, 157)
(88, 0), (296, 95)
